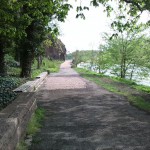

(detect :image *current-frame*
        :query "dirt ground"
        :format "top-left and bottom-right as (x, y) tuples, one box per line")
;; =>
(30, 61), (150, 150)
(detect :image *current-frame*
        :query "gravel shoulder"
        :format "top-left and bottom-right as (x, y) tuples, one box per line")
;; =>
(30, 61), (150, 150)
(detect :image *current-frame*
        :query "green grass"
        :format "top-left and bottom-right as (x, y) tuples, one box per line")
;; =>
(16, 108), (46, 150)
(26, 108), (46, 135)
(31, 58), (62, 79)
(7, 67), (21, 77)
(16, 141), (28, 150)
(128, 95), (150, 111)
(133, 85), (150, 93)
(6, 57), (62, 79)
(75, 68), (150, 112)
(111, 76), (137, 86)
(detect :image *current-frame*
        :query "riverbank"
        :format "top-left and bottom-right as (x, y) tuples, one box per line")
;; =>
(75, 68), (150, 113)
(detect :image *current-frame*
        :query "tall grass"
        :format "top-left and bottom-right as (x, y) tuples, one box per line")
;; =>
(31, 58), (62, 78)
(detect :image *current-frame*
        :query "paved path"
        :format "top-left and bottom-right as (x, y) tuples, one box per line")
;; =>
(30, 61), (150, 150)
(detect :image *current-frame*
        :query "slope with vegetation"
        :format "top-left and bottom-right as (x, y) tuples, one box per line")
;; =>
(76, 68), (150, 112)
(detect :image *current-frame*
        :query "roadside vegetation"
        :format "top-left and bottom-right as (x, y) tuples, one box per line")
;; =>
(31, 58), (62, 79)
(0, 56), (62, 110)
(75, 68), (150, 112)
(16, 108), (46, 150)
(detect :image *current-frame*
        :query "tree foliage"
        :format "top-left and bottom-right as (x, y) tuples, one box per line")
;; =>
(0, 0), (149, 78)
(0, 0), (72, 77)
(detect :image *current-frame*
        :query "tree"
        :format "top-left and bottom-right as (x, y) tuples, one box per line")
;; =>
(0, 0), (19, 76)
(96, 45), (111, 74)
(72, 50), (82, 67)
(101, 30), (150, 79)
(0, 0), (72, 77)
(77, 0), (150, 31)
(18, 0), (72, 77)
(97, 3), (150, 79)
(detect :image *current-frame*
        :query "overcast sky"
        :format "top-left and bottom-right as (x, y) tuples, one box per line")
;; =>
(59, 1), (149, 53)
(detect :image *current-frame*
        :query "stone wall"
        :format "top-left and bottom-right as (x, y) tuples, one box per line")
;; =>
(0, 93), (37, 150)
(0, 72), (48, 149)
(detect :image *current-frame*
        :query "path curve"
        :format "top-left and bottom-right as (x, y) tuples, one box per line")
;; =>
(30, 60), (150, 150)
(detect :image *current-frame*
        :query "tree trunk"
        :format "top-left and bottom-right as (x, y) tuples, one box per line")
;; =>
(20, 21), (35, 78)
(20, 49), (34, 78)
(130, 63), (136, 80)
(98, 65), (101, 74)
(0, 48), (6, 77)
(37, 55), (42, 69)
(37, 57), (40, 69)
(120, 53), (126, 78)
(15, 48), (20, 62)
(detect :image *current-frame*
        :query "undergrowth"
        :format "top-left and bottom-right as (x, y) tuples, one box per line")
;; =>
(0, 77), (25, 110)
(31, 58), (62, 79)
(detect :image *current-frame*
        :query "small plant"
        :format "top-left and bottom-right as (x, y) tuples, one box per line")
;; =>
(26, 108), (46, 135)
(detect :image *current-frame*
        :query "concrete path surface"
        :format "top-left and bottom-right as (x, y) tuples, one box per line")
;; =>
(30, 61), (150, 150)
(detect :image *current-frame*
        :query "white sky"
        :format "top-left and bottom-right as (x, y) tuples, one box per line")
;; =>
(59, 1), (149, 53)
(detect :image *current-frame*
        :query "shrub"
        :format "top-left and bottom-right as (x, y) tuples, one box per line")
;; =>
(5, 54), (19, 67)
(0, 77), (25, 109)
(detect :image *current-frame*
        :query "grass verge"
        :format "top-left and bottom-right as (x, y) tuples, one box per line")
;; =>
(75, 68), (150, 112)
(31, 58), (62, 79)
(16, 108), (46, 150)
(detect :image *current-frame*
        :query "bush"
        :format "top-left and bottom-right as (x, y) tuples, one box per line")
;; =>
(5, 54), (19, 67)
(0, 77), (25, 109)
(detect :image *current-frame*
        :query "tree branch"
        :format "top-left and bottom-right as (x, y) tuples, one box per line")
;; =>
(123, 0), (143, 12)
